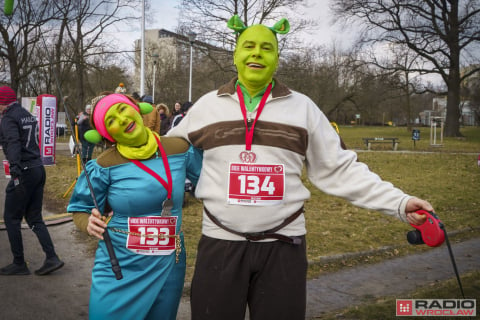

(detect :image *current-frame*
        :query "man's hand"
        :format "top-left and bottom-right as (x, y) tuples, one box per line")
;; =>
(9, 165), (22, 182)
(87, 208), (112, 240)
(405, 198), (433, 226)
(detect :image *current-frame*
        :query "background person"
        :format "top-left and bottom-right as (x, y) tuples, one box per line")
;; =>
(157, 103), (171, 135)
(168, 101), (183, 131)
(169, 101), (193, 131)
(168, 16), (432, 320)
(140, 94), (161, 133)
(68, 93), (202, 319)
(114, 82), (126, 94)
(77, 104), (95, 163)
(0, 86), (64, 276)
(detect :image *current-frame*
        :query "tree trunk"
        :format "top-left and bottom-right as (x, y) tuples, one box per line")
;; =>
(445, 78), (462, 137)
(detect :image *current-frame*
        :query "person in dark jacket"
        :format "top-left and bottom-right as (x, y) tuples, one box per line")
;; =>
(0, 86), (64, 276)
(169, 101), (193, 131)
(77, 104), (95, 163)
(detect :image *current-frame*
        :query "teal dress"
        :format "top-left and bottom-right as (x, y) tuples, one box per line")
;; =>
(68, 145), (202, 320)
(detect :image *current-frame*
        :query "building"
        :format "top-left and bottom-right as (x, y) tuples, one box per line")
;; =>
(419, 96), (477, 126)
(133, 29), (233, 105)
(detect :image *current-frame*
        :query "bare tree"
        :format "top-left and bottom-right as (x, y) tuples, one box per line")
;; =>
(1, 0), (139, 116)
(49, 0), (139, 111)
(365, 44), (426, 129)
(332, 0), (480, 137)
(0, 0), (53, 93)
(177, 0), (312, 52)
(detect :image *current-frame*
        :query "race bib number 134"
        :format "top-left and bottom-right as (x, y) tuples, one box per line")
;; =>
(227, 163), (285, 206)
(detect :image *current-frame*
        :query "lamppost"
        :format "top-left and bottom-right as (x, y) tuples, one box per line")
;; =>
(151, 53), (159, 102)
(140, 0), (145, 96)
(187, 31), (197, 102)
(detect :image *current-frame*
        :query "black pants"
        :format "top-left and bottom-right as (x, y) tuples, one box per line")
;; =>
(191, 235), (307, 320)
(4, 165), (56, 264)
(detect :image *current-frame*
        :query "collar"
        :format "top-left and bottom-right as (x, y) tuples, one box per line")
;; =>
(116, 128), (160, 160)
(1, 101), (16, 115)
(217, 77), (291, 98)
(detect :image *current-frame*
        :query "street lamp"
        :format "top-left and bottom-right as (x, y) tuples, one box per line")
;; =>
(151, 53), (159, 102)
(187, 31), (197, 102)
(140, 0), (145, 96)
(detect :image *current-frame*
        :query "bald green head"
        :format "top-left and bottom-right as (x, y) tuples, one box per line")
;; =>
(234, 25), (279, 96)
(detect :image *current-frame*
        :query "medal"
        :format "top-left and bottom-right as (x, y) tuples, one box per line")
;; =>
(236, 83), (272, 163)
(161, 199), (174, 217)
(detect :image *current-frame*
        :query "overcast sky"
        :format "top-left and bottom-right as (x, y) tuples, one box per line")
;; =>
(110, 0), (354, 50)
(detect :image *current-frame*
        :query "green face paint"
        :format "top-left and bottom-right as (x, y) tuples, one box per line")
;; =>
(104, 103), (148, 146)
(234, 25), (279, 96)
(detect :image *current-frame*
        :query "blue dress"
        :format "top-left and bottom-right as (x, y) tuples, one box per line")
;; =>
(68, 143), (202, 320)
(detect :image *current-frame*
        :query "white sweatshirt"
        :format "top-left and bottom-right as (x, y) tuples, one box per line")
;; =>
(168, 78), (411, 241)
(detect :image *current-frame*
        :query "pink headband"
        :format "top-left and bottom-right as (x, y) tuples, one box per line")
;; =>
(93, 94), (140, 142)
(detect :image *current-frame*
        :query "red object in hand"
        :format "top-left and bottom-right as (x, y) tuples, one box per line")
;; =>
(410, 210), (445, 247)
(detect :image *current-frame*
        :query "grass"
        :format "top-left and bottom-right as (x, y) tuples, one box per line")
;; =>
(316, 270), (480, 320)
(44, 126), (480, 316)
(337, 125), (480, 153)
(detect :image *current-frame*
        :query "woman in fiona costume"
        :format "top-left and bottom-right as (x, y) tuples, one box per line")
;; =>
(67, 93), (202, 320)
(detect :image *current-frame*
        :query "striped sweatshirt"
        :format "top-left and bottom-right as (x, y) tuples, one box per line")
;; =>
(168, 78), (411, 241)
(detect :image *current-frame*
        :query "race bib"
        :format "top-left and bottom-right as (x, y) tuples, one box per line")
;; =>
(227, 163), (285, 205)
(126, 216), (177, 255)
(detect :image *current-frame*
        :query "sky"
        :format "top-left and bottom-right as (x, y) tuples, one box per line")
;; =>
(112, 0), (355, 50)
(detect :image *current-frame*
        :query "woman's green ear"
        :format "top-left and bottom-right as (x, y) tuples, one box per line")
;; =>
(138, 102), (153, 114)
(84, 130), (103, 144)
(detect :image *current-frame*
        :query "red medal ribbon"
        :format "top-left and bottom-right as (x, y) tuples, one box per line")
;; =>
(130, 135), (173, 199)
(236, 83), (272, 151)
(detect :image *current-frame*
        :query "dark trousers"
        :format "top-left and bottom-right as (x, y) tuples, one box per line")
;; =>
(191, 235), (307, 320)
(4, 165), (56, 264)
(81, 142), (95, 163)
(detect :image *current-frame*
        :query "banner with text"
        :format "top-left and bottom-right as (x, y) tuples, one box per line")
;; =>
(36, 94), (57, 166)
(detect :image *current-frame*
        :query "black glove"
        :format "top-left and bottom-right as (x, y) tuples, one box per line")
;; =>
(9, 165), (22, 180)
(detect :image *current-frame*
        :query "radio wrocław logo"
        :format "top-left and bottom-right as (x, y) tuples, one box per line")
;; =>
(396, 299), (476, 317)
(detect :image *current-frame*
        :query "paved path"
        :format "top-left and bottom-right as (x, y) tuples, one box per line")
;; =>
(1, 147), (479, 319)
(0, 220), (478, 320)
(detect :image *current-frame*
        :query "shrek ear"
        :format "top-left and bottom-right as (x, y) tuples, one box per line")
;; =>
(227, 15), (247, 34)
(84, 130), (103, 144)
(270, 18), (290, 34)
(138, 102), (153, 114)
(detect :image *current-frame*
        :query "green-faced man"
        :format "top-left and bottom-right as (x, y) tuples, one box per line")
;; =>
(167, 15), (434, 320)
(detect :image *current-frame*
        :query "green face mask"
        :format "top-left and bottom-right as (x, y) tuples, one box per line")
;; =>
(234, 25), (279, 95)
(104, 103), (148, 146)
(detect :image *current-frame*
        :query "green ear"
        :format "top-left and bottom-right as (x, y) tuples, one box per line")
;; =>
(227, 15), (247, 34)
(84, 130), (103, 144)
(270, 18), (290, 34)
(138, 102), (153, 114)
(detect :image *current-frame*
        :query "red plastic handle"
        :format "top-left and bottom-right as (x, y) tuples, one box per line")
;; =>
(410, 210), (445, 247)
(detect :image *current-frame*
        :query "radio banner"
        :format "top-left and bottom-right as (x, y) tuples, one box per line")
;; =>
(36, 94), (57, 165)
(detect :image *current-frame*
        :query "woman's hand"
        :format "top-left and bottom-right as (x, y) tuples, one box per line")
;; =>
(87, 208), (112, 240)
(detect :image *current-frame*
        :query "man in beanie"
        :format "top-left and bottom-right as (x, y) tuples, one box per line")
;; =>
(0, 86), (64, 275)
